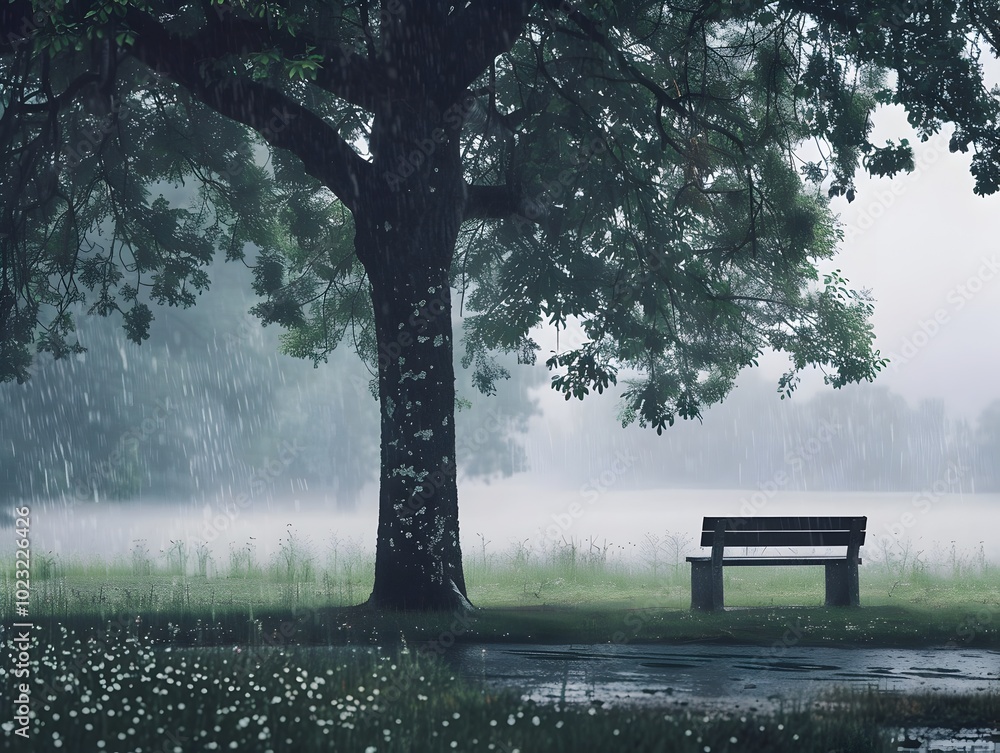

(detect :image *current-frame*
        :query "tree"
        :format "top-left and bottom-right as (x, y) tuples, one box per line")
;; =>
(3, 0), (999, 609)
(974, 399), (1000, 491)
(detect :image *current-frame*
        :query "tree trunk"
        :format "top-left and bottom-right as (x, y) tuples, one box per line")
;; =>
(355, 98), (471, 611)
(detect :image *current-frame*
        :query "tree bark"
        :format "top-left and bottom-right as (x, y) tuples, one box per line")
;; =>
(80, 0), (536, 611)
(348, 0), (532, 609)
(355, 97), (471, 611)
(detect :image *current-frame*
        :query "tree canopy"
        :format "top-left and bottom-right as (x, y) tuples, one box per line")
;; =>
(3, 0), (999, 608)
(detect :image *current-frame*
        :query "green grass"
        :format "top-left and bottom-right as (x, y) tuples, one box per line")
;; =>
(4, 536), (997, 648)
(2, 538), (997, 751)
(1, 623), (996, 753)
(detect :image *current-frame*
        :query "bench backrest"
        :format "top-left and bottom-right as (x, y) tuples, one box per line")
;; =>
(699, 516), (867, 549)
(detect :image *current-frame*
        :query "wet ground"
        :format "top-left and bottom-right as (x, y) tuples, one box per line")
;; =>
(439, 643), (1000, 750)
(441, 643), (1000, 712)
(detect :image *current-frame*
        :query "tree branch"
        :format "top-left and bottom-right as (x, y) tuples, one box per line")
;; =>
(541, 0), (748, 157)
(442, 0), (536, 101)
(188, 2), (386, 111)
(462, 185), (534, 222)
(124, 9), (371, 212)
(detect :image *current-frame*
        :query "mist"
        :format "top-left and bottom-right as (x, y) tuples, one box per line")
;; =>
(2, 247), (997, 569)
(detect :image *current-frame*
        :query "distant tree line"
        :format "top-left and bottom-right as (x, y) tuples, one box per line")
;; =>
(3, 265), (995, 500)
(540, 376), (999, 494)
(0, 262), (540, 506)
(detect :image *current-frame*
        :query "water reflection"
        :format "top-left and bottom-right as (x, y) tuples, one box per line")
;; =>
(440, 643), (1000, 712)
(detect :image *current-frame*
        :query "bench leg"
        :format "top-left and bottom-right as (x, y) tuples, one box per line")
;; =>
(690, 561), (718, 610)
(712, 557), (724, 611)
(825, 562), (860, 607)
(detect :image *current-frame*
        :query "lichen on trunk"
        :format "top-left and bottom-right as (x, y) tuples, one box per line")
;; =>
(356, 102), (471, 610)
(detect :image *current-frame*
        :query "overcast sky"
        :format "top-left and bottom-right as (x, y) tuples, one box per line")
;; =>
(807, 106), (1000, 420)
(526, 105), (1000, 428)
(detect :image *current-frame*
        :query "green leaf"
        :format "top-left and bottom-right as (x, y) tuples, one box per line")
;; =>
(122, 304), (154, 344)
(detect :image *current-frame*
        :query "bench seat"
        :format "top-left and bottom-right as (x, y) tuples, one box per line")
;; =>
(686, 556), (862, 567)
(688, 515), (866, 610)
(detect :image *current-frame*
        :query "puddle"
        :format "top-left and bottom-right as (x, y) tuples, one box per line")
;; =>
(892, 728), (1000, 751)
(173, 642), (997, 748)
(440, 643), (999, 711)
(438, 644), (999, 748)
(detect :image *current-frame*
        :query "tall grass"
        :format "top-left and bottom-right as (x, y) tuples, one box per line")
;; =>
(1, 536), (997, 751)
(2, 532), (997, 649)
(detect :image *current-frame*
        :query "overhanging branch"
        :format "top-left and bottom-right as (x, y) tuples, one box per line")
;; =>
(464, 183), (541, 223)
(124, 9), (372, 211)
(196, 11), (386, 111)
(442, 0), (536, 101)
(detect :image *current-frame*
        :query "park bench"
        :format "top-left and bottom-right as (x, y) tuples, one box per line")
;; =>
(686, 516), (866, 610)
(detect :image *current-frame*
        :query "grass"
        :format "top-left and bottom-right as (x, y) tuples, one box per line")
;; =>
(1, 623), (996, 753)
(4, 534), (997, 648)
(1, 535), (997, 751)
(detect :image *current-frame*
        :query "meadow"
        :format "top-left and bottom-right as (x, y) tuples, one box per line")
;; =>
(1, 532), (998, 751)
(4, 530), (997, 646)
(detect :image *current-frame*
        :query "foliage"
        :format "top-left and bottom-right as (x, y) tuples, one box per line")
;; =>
(4, 0), (1000, 606)
(1, 0), (971, 416)
(0, 254), (540, 502)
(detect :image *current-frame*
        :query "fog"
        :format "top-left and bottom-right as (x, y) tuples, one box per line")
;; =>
(1, 110), (998, 569)
(771, 105), (1000, 421)
(17, 487), (1000, 571)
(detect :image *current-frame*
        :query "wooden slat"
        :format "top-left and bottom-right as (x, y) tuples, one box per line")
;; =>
(701, 516), (866, 532)
(698, 530), (867, 548)
(686, 556), (862, 566)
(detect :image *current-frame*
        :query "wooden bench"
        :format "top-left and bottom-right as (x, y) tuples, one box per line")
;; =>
(686, 516), (866, 610)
